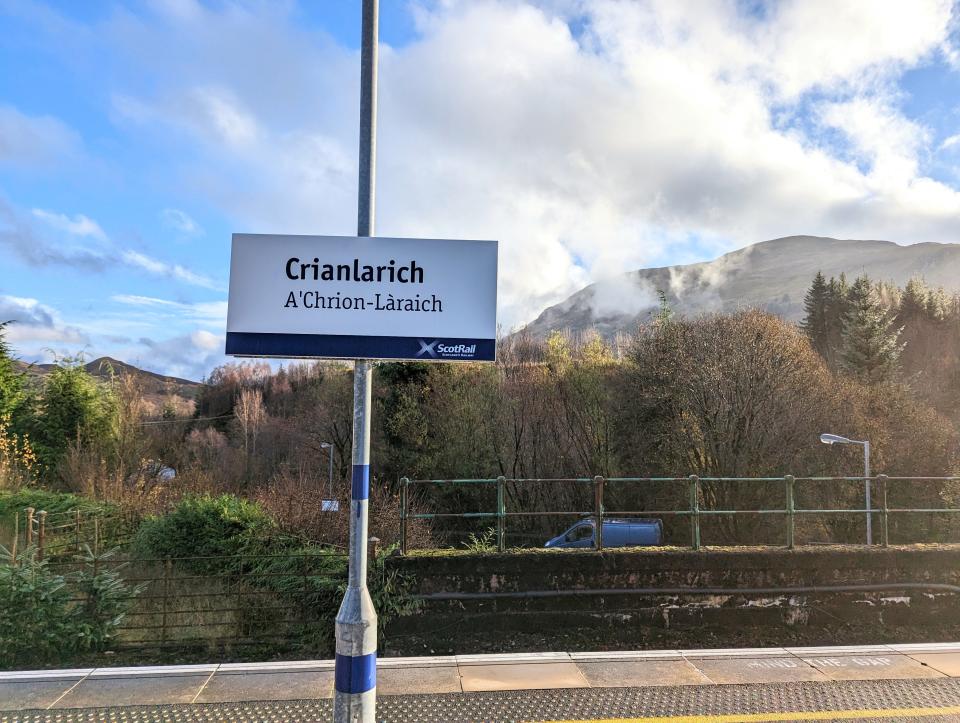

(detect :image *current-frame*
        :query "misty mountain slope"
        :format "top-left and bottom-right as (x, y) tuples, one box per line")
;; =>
(521, 236), (960, 339)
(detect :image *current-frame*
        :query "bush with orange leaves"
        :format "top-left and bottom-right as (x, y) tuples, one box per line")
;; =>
(0, 414), (38, 490)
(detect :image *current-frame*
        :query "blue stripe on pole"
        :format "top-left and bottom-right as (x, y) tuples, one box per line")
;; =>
(226, 332), (496, 362)
(352, 464), (370, 501)
(334, 651), (376, 694)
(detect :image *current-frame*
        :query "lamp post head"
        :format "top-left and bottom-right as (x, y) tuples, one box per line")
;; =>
(820, 433), (853, 445)
(320, 442), (332, 449)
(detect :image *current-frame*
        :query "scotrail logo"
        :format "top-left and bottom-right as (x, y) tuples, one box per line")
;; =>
(416, 339), (438, 358)
(416, 339), (477, 359)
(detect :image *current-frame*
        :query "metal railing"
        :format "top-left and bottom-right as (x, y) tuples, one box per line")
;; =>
(398, 475), (960, 553)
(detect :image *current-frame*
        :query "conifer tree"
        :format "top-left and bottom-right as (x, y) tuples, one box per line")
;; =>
(839, 275), (903, 384)
(926, 287), (948, 322)
(822, 273), (850, 366)
(896, 277), (928, 327)
(801, 271), (830, 357)
(0, 322), (26, 423)
(654, 289), (674, 326)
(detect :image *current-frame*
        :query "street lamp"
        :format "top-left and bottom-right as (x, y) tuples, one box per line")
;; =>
(320, 442), (338, 512)
(819, 433), (871, 544)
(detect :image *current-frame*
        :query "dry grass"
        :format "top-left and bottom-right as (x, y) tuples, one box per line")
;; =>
(253, 468), (432, 549)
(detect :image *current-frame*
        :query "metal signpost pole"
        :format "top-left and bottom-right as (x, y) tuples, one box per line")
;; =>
(334, 1), (378, 720)
(328, 444), (335, 500)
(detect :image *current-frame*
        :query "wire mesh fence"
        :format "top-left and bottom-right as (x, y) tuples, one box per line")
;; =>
(35, 550), (349, 656)
(10, 506), (137, 561)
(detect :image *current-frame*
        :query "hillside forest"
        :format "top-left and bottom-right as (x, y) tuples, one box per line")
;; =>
(1, 272), (959, 550)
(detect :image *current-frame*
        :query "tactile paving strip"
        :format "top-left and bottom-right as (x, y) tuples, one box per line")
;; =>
(6, 679), (960, 723)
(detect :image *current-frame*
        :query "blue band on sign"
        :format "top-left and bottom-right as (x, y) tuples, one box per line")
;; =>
(352, 465), (370, 501)
(335, 652), (376, 694)
(225, 332), (496, 362)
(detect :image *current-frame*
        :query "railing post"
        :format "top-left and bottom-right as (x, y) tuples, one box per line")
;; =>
(399, 477), (409, 555)
(25, 507), (34, 547)
(785, 475), (795, 550)
(37, 511), (47, 561)
(689, 476), (701, 550)
(496, 476), (506, 553)
(594, 476), (605, 551)
(878, 474), (889, 547)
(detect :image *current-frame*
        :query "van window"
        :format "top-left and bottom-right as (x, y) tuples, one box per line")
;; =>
(566, 524), (593, 542)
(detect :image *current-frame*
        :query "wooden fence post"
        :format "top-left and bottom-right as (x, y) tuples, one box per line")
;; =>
(10, 512), (18, 562)
(25, 507), (34, 547)
(75, 509), (81, 554)
(37, 511), (47, 561)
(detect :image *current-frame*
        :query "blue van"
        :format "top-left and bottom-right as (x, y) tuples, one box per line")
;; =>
(544, 518), (662, 549)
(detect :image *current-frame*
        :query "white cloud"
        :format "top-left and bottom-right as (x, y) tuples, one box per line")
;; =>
(0, 198), (223, 290)
(0, 295), (88, 347)
(190, 329), (221, 351)
(115, 86), (259, 147)
(941, 133), (960, 151)
(124, 330), (227, 382)
(161, 208), (203, 236)
(32, 208), (107, 240)
(14, 0), (960, 341)
(757, 0), (953, 98)
(119, 250), (222, 290)
(110, 294), (227, 324)
(818, 96), (929, 186)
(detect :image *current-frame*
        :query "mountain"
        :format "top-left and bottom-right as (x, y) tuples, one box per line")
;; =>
(521, 236), (960, 339)
(16, 357), (202, 400)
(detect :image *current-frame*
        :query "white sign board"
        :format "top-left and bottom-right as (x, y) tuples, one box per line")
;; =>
(226, 234), (498, 361)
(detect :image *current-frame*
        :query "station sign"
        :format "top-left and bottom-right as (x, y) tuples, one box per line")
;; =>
(225, 233), (498, 361)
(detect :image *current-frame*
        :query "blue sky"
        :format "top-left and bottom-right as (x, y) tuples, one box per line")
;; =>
(1, 0), (959, 379)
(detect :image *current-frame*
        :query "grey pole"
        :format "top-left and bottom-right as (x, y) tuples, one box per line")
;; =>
(334, 1), (378, 720)
(328, 444), (335, 501)
(864, 440), (872, 545)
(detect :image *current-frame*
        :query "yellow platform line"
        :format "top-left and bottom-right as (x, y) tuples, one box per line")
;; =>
(540, 705), (960, 722)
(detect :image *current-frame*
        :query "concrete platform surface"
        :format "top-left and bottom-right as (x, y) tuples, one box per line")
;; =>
(3, 642), (960, 714)
(6, 679), (960, 722)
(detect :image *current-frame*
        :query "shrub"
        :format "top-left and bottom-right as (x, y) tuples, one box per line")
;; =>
(131, 494), (282, 568)
(73, 546), (146, 652)
(0, 547), (75, 665)
(129, 497), (418, 655)
(0, 414), (38, 490)
(0, 545), (141, 667)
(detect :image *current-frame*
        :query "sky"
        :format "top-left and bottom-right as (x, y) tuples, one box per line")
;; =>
(1, 0), (960, 380)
